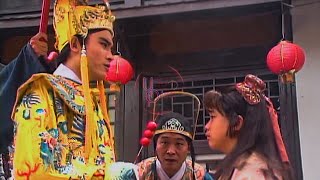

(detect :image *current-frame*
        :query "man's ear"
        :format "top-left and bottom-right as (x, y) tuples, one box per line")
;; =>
(70, 36), (81, 52)
(235, 115), (244, 131)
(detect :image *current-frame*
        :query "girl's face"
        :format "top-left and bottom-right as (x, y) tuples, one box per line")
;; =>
(205, 109), (237, 153)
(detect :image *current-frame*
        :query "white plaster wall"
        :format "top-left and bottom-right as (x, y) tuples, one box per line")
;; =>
(292, 0), (320, 179)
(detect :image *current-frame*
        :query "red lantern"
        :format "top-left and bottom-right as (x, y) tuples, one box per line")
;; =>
(106, 55), (134, 91)
(266, 41), (305, 82)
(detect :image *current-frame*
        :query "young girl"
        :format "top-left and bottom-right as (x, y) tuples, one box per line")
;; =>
(204, 74), (294, 180)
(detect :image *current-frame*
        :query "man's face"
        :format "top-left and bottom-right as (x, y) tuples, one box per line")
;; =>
(85, 29), (113, 81)
(156, 133), (190, 177)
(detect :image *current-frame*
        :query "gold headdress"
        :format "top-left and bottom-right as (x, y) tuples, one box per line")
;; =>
(53, 0), (116, 160)
(135, 91), (200, 168)
(152, 92), (201, 140)
(54, 0), (115, 52)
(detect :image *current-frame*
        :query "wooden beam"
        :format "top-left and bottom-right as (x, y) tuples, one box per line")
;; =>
(0, 0), (280, 28)
(114, 0), (281, 19)
(124, 0), (141, 7)
(146, 13), (279, 55)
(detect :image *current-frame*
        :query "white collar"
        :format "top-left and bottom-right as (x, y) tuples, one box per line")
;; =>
(156, 158), (186, 180)
(53, 64), (82, 84)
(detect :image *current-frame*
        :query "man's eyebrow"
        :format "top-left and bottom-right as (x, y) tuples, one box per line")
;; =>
(159, 136), (186, 142)
(99, 37), (113, 46)
(176, 138), (187, 142)
(159, 136), (169, 139)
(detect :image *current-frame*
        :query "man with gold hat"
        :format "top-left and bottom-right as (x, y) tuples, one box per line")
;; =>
(10, 0), (137, 179)
(137, 112), (213, 180)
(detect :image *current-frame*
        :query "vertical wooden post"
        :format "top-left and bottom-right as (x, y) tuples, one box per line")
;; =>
(280, 0), (303, 179)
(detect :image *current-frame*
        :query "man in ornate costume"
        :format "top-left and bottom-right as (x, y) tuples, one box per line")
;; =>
(0, 32), (51, 179)
(137, 112), (213, 180)
(10, 0), (137, 179)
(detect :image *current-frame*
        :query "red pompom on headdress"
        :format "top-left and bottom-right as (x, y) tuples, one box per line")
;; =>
(235, 74), (266, 105)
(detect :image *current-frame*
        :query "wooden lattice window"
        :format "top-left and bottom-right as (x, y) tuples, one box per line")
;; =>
(152, 73), (280, 141)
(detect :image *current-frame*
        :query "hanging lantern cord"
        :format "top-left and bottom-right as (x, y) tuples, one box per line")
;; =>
(116, 41), (121, 56)
(281, 1), (294, 40)
(281, 3), (284, 40)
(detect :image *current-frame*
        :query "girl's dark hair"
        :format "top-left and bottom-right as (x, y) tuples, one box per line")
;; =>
(204, 87), (294, 180)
